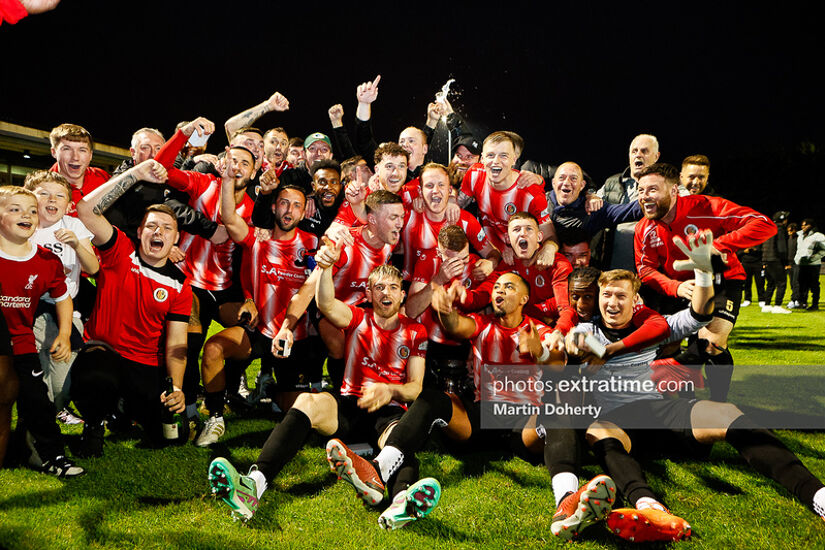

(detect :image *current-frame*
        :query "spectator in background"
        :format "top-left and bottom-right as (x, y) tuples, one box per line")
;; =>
(786, 222), (802, 308)
(680, 154), (717, 196)
(761, 211), (791, 314)
(795, 218), (825, 311)
(737, 245), (764, 307)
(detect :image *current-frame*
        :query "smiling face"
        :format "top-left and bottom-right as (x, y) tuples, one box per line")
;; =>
(312, 168), (342, 208)
(306, 141), (333, 166)
(628, 135), (660, 180)
(366, 273), (405, 319)
(598, 279), (635, 329)
(569, 280), (597, 321)
(376, 154), (408, 193)
(0, 192), (38, 242)
(680, 163), (710, 194)
(491, 272), (530, 317)
(33, 181), (70, 226)
(451, 145), (479, 176)
(226, 149), (256, 191)
(399, 127), (428, 169)
(482, 140), (516, 186)
(508, 216), (543, 260)
(51, 139), (92, 186)
(138, 211), (178, 265)
(369, 202), (405, 246)
(637, 173), (677, 220)
(420, 167), (451, 214)
(552, 162), (585, 206)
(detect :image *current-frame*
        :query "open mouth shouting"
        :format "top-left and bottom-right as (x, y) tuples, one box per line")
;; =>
(148, 236), (165, 253)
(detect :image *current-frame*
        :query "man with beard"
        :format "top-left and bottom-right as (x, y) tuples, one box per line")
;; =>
(324, 271), (563, 527)
(634, 163), (776, 401)
(680, 154), (716, 196)
(224, 91), (290, 174)
(153, 118), (258, 425)
(207, 263), (429, 524)
(194, 161), (320, 447)
(252, 159), (344, 239)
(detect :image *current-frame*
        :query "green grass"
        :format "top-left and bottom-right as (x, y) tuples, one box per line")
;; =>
(1, 280), (824, 549)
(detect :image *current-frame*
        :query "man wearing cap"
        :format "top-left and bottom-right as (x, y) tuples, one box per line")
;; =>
(761, 211), (792, 313)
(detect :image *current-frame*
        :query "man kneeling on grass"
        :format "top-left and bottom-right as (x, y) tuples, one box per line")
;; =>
(208, 257), (440, 528)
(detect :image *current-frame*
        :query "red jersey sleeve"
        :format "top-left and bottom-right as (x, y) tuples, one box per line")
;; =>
(527, 185), (552, 226)
(635, 222), (682, 297)
(706, 196), (777, 254)
(1, 0), (28, 25)
(411, 250), (439, 285)
(621, 306), (671, 352)
(344, 303), (366, 332)
(333, 201), (359, 226)
(409, 321), (428, 358)
(167, 280), (193, 323)
(460, 211), (491, 252)
(401, 180), (420, 206)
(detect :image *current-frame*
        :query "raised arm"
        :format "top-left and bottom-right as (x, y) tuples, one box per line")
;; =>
(76, 160), (167, 245)
(315, 237), (352, 329)
(431, 282), (477, 339)
(224, 92), (289, 140)
(218, 148), (249, 243)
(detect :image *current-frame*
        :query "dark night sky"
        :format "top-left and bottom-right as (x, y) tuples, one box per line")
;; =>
(2, 1), (823, 222)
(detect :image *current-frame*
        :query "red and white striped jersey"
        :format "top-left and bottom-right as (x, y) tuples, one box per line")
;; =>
(167, 169), (254, 291)
(332, 200), (365, 228)
(331, 226), (393, 305)
(411, 250), (491, 345)
(466, 313), (552, 407)
(400, 208), (490, 280)
(460, 164), (551, 252)
(239, 226), (318, 339)
(340, 304), (428, 407)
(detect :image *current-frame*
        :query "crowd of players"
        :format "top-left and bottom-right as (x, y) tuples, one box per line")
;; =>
(2, 76), (825, 542)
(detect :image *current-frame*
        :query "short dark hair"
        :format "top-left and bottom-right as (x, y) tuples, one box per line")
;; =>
(365, 190), (403, 215)
(638, 162), (679, 185)
(568, 266), (601, 288)
(288, 137), (304, 148)
(437, 225), (469, 252)
(141, 204), (178, 230)
(499, 271), (531, 298)
(374, 142), (409, 165)
(682, 154), (710, 168)
(310, 159), (341, 177)
(229, 146), (256, 164)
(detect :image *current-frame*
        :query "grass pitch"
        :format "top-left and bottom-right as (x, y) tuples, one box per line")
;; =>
(1, 285), (823, 549)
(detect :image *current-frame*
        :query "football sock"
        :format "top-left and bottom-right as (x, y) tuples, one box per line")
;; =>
(204, 390), (225, 416)
(636, 496), (667, 512)
(255, 408), (312, 481)
(374, 445), (404, 482)
(551, 472), (579, 507)
(389, 456), (420, 498)
(384, 388), (453, 455)
(726, 415), (824, 508)
(705, 347), (734, 402)
(593, 437), (657, 505)
(248, 468), (267, 499)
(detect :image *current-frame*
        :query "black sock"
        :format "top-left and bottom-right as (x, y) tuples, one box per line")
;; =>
(389, 456), (420, 498)
(545, 427), (580, 477)
(726, 415), (824, 509)
(384, 388), (453, 455)
(204, 390), (225, 416)
(326, 357), (345, 393)
(255, 408), (313, 481)
(592, 437), (656, 506)
(706, 347), (734, 402)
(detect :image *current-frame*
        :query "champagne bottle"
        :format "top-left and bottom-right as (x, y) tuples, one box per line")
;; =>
(162, 377), (183, 441)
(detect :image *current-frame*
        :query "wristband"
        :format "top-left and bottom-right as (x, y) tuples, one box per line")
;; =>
(694, 269), (713, 287)
(538, 346), (551, 363)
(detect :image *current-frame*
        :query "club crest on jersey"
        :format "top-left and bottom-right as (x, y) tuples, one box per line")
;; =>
(464, 277), (472, 288)
(294, 247), (308, 267)
(534, 275), (545, 288)
(24, 274), (38, 290)
(504, 202), (517, 216)
(684, 224), (699, 236)
(397, 345), (410, 359)
(154, 288), (168, 303)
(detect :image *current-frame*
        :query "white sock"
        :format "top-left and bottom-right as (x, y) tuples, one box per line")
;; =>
(636, 496), (666, 512)
(552, 472), (579, 506)
(374, 446), (404, 482)
(248, 469), (267, 500)
(813, 487), (825, 518)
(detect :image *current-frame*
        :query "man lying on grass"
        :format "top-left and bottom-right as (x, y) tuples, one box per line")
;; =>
(208, 257), (440, 527)
(564, 231), (825, 541)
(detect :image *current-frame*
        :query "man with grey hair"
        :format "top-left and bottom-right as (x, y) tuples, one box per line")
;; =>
(598, 134), (660, 205)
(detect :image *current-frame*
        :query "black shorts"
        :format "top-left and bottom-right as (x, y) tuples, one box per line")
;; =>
(332, 394), (405, 445)
(191, 285), (244, 329)
(601, 398), (710, 458)
(248, 331), (325, 392)
(712, 279), (743, 324)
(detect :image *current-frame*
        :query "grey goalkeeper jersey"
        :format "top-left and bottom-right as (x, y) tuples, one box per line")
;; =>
(572, 308), (711, 414)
